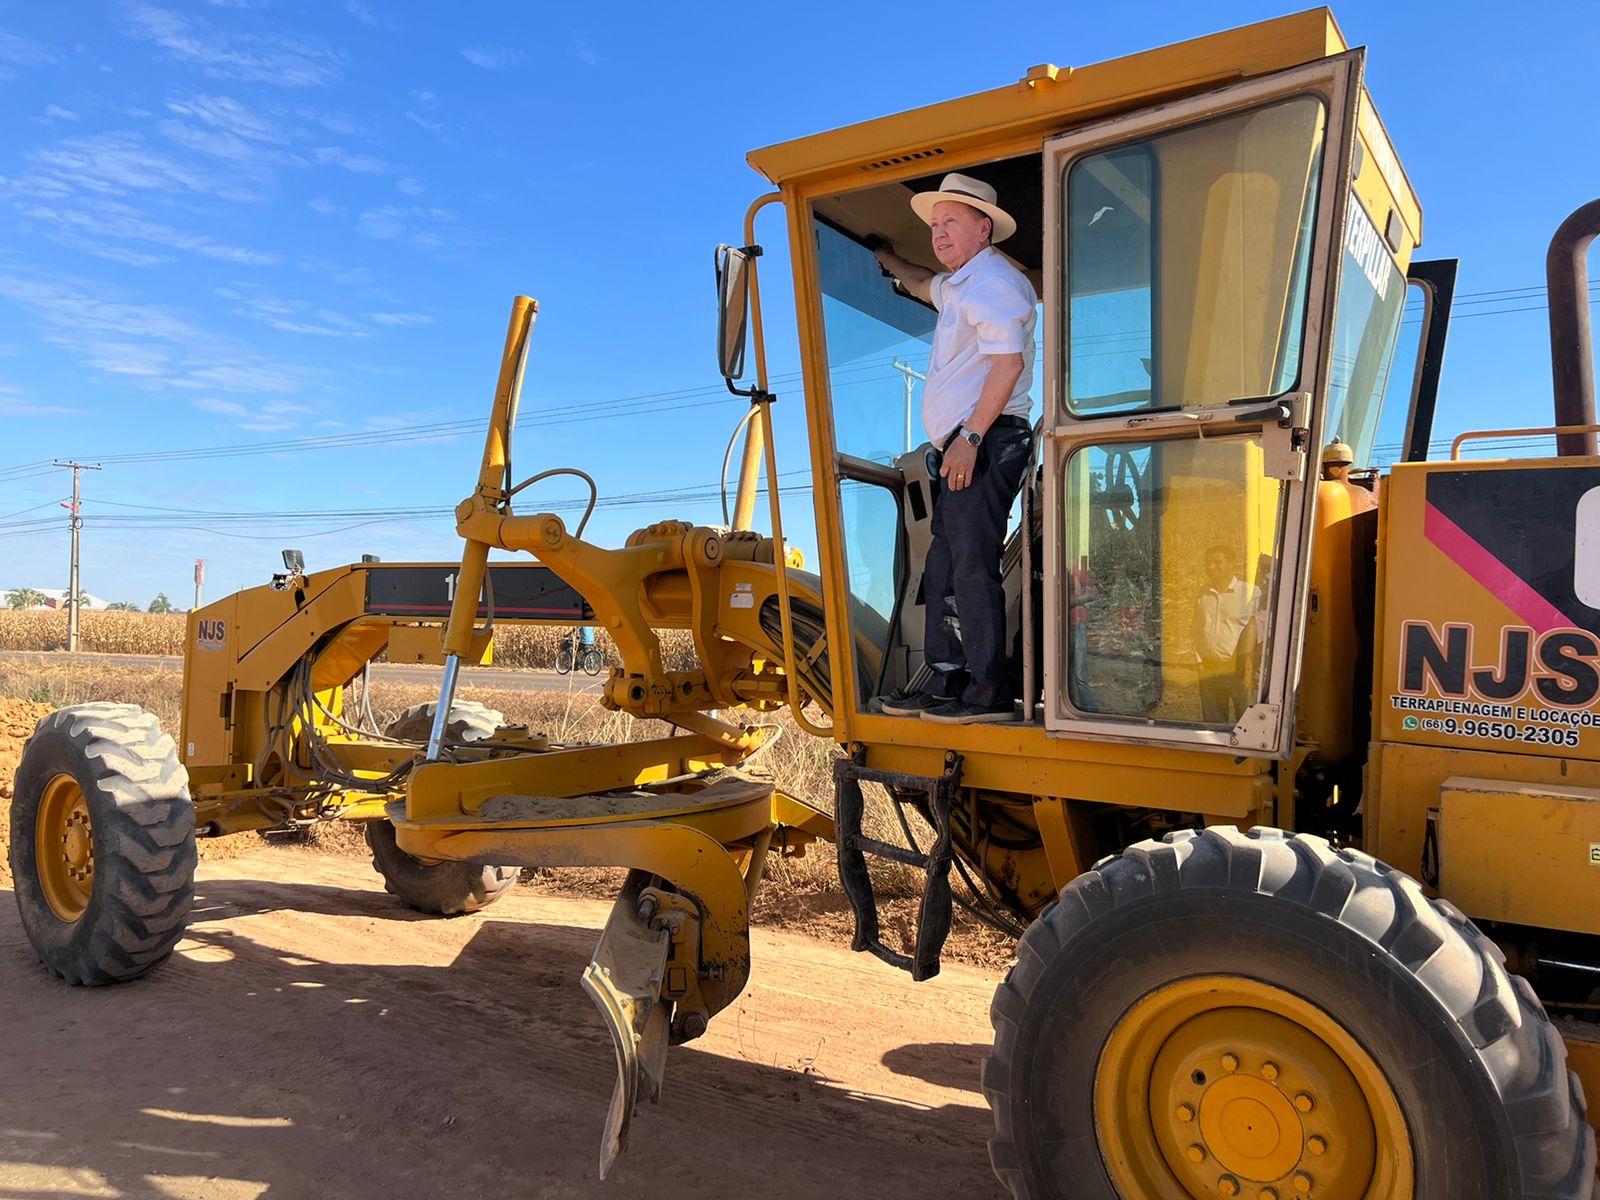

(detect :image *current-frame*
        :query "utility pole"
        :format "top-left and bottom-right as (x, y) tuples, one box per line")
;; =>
(891, 358), (926, 453)
(53, 460), (101, 653)
(194, 558), (204, 610)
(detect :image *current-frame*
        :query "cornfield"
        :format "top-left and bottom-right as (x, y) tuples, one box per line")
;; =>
(0, 609), (698, 671)
(0, 610), (186, 655)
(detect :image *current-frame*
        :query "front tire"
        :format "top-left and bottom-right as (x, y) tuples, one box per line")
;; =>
(983, 826), (1596, 1199)
(9, 703), (196, 986)
(363, 701), (517, 915)
(363, 819), (518, 916)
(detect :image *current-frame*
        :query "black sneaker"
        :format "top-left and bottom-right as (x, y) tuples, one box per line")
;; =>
(877, 689), (948, 716)
(921, 698), (1015, 725)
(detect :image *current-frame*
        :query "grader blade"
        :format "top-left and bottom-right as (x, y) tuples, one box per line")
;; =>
(582, 874), (673, 1180)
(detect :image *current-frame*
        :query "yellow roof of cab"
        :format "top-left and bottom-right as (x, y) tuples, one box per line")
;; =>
(748, 8), (1349, 186)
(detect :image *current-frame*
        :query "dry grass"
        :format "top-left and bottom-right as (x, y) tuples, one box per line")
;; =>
(0, 657), (1014, 968)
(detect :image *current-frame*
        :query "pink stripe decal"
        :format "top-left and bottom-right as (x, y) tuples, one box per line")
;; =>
(1424, 502), (1569, 634)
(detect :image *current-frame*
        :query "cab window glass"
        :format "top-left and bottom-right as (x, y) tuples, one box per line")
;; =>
(1065, 95), (1328, 416)
(1325, 195), (1408, 465)
(1063, 435), (1282, 725)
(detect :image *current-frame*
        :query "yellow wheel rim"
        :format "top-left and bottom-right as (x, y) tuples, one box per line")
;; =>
(1094, 976), (1414, 1199)
(36, 773), (95, 922)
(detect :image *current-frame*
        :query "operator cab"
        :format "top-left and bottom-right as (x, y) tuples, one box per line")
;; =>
(727, 12), (1437, 763)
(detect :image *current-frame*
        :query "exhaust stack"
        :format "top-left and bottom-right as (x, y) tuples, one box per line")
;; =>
(1547, 198), (1600, 456)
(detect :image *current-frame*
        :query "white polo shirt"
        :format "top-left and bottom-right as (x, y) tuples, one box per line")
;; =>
(922, 246), (1037, 443)
(1193, 577), (1260, 664)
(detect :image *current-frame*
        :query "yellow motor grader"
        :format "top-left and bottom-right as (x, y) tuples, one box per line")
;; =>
(11, 9), (1600, 1196)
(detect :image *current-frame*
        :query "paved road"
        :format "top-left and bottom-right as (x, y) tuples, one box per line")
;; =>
(0, 650), (604, 695)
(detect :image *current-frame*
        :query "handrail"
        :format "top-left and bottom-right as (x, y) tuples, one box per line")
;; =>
(1450, 423), (1600, 460)
(730, 192), (833, 739)
(731, 192), (783, 531)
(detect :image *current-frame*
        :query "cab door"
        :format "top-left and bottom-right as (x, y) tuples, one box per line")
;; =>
(1042, 53), (1364, 755)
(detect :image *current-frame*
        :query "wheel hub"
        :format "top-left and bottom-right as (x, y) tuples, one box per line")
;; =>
(37, 774), (95, 922)
(1094, 977), (1413, 1200)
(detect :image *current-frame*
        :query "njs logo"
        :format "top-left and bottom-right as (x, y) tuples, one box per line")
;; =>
(196, 618), (227, 650)
(1401, 620), (1600, 708)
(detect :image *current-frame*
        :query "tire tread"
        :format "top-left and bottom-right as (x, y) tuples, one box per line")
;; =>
(983, 826), (1596, 1199)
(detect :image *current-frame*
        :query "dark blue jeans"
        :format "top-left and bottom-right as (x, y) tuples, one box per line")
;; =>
(921, 423), (1032, 708)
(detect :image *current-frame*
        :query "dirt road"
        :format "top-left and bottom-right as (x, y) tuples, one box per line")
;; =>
(1, 848), (1006, 1200)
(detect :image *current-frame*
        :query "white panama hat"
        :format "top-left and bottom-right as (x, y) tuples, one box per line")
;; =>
(909, 172), (1017, 243)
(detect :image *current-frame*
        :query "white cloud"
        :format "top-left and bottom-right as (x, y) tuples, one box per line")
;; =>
(0, 382), (82, 417)
(0, 271), (318, 394)
(297, 258), (377, 288)
(42, 105), (79, 122)
(366, 312), (433, 326)
(194, 396), (247, 415)
(120, 3), (342, 88)
(307, 196), (340, 215)
(396, 176), (423, 196)
(311, 145), (391, 174)
(220, 285), (368, 337)
(164, 94), (287, 143)
(572, 34), (599, 67)
(18, 197), (279, 266)
(28, 131), (259, 201)
(0, 29), (59, 67)
(404, 110), (443, 135)
(460, 45), (522, 69)
(357, 205), (405, 239)
(355, 204), (456, 245)
(295, 106), (361, 136)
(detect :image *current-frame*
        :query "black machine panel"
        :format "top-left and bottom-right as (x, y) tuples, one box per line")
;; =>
(363, 564), (592, 621)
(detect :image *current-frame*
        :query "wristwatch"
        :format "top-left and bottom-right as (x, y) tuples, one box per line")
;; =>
(958, 426), (983, 447)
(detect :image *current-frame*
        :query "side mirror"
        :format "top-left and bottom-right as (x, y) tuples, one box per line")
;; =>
(715, 244), (750, 381)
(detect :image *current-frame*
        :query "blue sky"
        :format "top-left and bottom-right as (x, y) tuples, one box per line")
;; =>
(0, 1), (1592, 607)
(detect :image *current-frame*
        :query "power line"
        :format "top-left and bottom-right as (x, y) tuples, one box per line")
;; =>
(3, 272), (1594, 499)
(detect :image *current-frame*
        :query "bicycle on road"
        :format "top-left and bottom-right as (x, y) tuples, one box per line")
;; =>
(555, 629), (604, 676)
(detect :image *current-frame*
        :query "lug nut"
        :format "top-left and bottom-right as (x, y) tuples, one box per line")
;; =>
(1293, 1173), (1313, 1194)
(1306, 1136), (1327, 1156)
(1221, 1052), (1240, 1072)
(1218, 1177), (1240, 1197)
(1185, 1144), (1206, 1163)
(1261, 1061), (1280, 1081)
(1293, 1092), (1315, 1113)
(1176, 1104), (1195, 1122)
(680, 1011), (708, 1039)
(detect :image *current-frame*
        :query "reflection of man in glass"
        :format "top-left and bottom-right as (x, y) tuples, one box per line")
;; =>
(1192, 545), (1257, 724)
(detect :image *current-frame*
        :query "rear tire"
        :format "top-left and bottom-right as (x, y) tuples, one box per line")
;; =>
(983, 825), (1596, 1199)
(363, 701), (517, 916)
(381, 700), (502, 745)
(9, 703), (196, 986)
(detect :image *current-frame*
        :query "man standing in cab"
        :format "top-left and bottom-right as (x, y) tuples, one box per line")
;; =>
(872, 172), (1036, 724)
